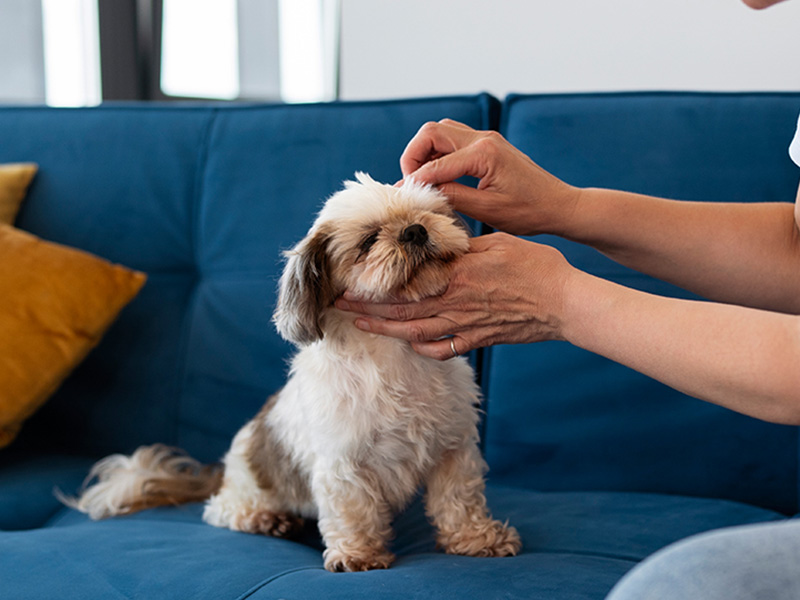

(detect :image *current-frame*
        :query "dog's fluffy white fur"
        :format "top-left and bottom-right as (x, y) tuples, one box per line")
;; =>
(65, 173), (520, 572)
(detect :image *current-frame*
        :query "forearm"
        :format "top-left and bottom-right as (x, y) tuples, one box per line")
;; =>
(557, 187), (800, 313)
(562, 270), (800, 424)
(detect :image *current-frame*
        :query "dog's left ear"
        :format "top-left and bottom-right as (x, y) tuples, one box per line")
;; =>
(273, 227), (336, 346)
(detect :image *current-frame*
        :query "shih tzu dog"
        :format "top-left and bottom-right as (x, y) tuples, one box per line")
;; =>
(64, 172), (521, 572)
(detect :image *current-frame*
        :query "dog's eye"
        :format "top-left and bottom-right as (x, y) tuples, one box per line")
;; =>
(355, 231), (379, 263)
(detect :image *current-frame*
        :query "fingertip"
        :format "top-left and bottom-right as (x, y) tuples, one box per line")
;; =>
(342, 290), (361, 302)
(410, 342), (444, 361)
(354, 318), (371, 332)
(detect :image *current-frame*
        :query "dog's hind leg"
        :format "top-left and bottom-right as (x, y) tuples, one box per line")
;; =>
(202, 421), (303, 538)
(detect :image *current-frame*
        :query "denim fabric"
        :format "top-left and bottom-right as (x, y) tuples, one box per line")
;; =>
(606, 519), (800, 600)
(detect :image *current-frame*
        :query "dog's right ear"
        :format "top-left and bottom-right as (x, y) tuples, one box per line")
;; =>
(273, 227), (336, 346)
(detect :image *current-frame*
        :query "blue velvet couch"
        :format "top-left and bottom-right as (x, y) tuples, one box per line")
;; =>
(1, 92), (798, 599)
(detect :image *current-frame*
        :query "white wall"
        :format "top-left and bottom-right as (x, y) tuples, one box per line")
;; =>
(339, 0), (800, 100)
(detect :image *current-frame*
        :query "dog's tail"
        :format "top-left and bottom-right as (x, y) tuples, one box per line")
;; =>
(58, 444), (223, 520)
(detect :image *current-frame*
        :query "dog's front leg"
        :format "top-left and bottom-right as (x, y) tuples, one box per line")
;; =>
(313, 471), (396, 572)
(424, 443), (521, 557)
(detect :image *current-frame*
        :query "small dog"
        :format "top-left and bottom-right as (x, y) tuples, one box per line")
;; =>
(65, 173), (521, 572)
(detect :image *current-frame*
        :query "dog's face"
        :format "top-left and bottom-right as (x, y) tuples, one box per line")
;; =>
(274, 172), (470, 345)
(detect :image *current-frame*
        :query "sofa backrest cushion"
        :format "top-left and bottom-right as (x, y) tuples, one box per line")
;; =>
(0, 95), (498, 461)
(484, 93), (800, 514)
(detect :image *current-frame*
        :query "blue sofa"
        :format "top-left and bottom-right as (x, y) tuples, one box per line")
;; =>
(1, 92), (798, 599)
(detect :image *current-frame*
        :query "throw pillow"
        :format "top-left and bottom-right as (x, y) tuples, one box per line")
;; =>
(0, 224), (147, 448)
(0, 163), (37, 225)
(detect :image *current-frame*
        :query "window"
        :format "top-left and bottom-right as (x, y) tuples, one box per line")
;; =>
(160, 0), (340, 103)
(0, 0), (100, 107)
(278, 0), (340, 103)
(0, 0), (340, 105)
(160, 0), (239, 99)
(42, 0), (101, 107)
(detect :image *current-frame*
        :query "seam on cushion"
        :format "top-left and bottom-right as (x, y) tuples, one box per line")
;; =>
(531, 548), (662, 565)
(233, 553), (637, 599)
(171, 108), (220, 447)
(39, 504), (79, 529)
(474, 96), (499, 454)
(235, 566), (324, 600)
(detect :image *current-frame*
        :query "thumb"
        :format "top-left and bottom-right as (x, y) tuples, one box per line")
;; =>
(410, 146), (490, 188)
(436, 182), (499, 224)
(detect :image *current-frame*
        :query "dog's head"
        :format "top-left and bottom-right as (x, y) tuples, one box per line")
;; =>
(273, 172), (470, 346)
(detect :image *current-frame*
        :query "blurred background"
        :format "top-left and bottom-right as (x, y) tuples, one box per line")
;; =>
(1, 0), (799, 107)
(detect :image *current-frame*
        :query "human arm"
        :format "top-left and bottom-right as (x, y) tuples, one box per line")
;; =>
(338, 233), (800, 424)
(339, 120), (800, 423)
(403, 120), (800, 314)
(562, 268), (800, 424)
(564, 188), (800, 314)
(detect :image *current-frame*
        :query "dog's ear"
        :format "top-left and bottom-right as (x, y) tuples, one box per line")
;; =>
(273, 226), (336, 346)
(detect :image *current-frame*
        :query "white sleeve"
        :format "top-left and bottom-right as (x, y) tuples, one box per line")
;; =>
(790, 112), (800, 168)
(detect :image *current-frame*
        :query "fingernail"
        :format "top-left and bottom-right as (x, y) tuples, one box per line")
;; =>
(336, 299), (350, 311)
(354, 318), (370, 332)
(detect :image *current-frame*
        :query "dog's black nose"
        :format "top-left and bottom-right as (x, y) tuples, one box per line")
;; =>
(400, 224), (428, 246)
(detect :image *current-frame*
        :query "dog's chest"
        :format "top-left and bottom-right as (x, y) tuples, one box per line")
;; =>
(282, 337), (479, 470)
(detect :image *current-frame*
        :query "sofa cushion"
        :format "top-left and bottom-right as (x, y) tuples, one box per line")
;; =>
(0, 452), (96, 531)
(485, 92), (800, 514)
(0, 225), (146, 448)
(3, 486), (782, 599)
(180, 97), (498, 461)
(0, 97), (498, 460)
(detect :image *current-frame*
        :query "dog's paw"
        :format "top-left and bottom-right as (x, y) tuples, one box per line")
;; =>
(238, 510), (304, 538)
(323, 548), (395, 572)
(438, 520), (521, 558)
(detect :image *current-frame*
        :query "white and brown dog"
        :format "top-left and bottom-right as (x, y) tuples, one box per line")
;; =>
(65, 173), (521, 572)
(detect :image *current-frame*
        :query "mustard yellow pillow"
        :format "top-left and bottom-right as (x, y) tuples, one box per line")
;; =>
(0, 224), (146, 447)
(0, 163), (37, 225)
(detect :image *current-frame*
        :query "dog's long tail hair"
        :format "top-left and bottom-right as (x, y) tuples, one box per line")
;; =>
(58, 444), (223, 520)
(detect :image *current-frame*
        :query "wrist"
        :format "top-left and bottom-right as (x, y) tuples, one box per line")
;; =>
(538, 183), (585, 238)
(557, 267), (613, 348)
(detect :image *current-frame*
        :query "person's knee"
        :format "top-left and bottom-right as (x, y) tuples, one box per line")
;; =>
(607, 521), (800, 600)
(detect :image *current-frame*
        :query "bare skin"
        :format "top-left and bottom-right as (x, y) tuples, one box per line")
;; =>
(337, 1), (800, 424)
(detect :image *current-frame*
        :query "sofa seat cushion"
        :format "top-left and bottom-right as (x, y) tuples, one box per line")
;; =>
(1, 485), (783, 600)
(0, 453), (97, 531)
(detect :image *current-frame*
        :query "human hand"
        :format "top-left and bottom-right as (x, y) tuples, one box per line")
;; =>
(334, 233), (575, 360)
(400, 119), (580, 237)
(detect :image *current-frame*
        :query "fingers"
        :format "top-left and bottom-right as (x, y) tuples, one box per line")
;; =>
(411, 336), (470, 362)
(349, 312), (474, 363)
(351, 313), (455, 346)
(336, 295), (439, 321)
(335, 295), (476, 361)
(412, 147), (492, 189)
(400, 120), (480, 179)
(432, 182), (491, 218)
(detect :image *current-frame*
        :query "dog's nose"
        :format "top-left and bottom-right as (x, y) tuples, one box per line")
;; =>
(400, 224), (428, 246)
